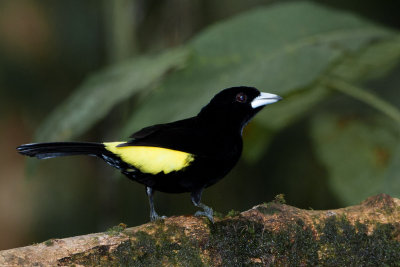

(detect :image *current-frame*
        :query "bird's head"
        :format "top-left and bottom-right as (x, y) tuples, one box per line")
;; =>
(198, 86), (282, 132)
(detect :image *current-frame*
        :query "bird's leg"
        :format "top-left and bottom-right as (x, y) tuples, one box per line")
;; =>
(191, 189), (214, 223)
(146, 187), (166, 221)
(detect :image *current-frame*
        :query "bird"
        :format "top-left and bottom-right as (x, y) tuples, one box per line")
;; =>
(17, 86), (282, 222)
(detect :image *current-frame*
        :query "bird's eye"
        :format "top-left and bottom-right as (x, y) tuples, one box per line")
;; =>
(236, 92), (247, 103)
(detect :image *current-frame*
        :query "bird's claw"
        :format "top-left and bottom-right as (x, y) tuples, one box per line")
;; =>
(194, 209), (214, 223)
(150, 213), (167, 222)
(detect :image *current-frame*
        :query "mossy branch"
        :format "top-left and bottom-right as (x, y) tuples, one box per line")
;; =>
(1, 194), (399, 266)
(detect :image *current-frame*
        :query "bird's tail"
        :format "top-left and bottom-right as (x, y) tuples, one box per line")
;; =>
(17, 142), (106, 159)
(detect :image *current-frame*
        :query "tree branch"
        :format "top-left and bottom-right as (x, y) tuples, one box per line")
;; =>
(1, 194), (399, 266)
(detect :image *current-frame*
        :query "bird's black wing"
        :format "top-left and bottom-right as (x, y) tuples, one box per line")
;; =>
(129, 118), (194, 139)
(121, 117), (204, 155)
(129, 124), (163, 139)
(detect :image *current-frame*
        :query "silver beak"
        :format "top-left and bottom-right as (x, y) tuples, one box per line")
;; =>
(251, 92), (282, 109)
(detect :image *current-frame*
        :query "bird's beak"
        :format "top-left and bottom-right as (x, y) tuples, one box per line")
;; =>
(251, 92), (282, 109)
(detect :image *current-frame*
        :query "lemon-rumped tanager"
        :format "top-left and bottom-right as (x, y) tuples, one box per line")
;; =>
(17, 86), (282, 222)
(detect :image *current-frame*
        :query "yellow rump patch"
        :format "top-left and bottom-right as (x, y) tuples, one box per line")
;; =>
(103, 142), (195, 175)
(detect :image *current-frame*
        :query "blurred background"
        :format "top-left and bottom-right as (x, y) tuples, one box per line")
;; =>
(0, 0), (399, 250)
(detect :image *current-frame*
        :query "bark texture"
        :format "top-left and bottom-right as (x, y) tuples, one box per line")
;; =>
(1, 194), (399, 266)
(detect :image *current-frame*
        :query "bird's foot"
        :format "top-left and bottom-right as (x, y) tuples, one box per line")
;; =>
(150, 212), (167, 222)
(194, 207), (214, 223)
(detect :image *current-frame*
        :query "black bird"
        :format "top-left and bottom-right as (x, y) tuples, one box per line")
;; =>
(17, 86), (282, 222)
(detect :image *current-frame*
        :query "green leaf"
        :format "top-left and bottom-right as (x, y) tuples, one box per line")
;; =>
(323, 78), (400, 124)
(310, 112), (400, 205)
(123, 1), (398, 143)
(330, 37), (400, 82)
(34, 47), (190, 142)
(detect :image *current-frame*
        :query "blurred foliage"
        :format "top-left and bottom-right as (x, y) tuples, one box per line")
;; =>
(311, 113), (399, 204)
(34, 47), (189, 142)
(34, 1), (400, 206)
(125, 2), (400, 135)
(2, 0), (400, 249)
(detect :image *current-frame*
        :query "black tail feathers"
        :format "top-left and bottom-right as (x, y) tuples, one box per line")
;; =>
(17, 142), (106, 159)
